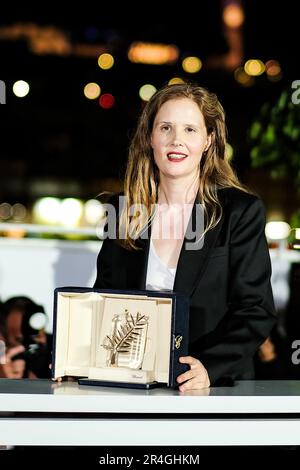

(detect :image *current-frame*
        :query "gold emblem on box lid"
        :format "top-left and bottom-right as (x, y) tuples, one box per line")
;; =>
(174, 335), (183, 349)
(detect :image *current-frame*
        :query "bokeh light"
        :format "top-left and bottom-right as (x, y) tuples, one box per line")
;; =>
(99, 93), (115, 109)
(234, 67), (254, 87)
(182, 57), (202, 73)
(139, 84), (157, 101)
(168, 77), (185, 85)
(223, 4), (245, 28)
(12, 80), (30, 97)
(244, 59), (265, 76)
(84, 82), (101, 99)
(84, 199), (105, 225)
(265, 221), (291, 240)
(33, 197), (61, 225)
(265, 60), (282, 81)
(60, 198), (83, 227)
(98, 53), (114, 70)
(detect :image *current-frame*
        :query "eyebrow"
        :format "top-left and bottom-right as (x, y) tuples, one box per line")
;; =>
(156, 120), (201, 128)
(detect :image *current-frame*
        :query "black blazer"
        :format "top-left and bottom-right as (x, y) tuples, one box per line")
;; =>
(94, 188), (276, 385)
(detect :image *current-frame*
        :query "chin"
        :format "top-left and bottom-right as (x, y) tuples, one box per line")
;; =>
(164, 172), (189, 180)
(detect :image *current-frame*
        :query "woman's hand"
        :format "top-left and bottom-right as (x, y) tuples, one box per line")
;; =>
(177, 356), (210, 392)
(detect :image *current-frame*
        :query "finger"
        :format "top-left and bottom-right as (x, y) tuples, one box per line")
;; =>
(177, 362), (207, 384)
(179, 377), (209, 392)
(6, 345), (25, 361)
(177, 369), (198, 384)
(179, 356), (200, 366)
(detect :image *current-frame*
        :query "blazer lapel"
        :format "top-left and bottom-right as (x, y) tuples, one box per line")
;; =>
(173, 200), (224, 296)
(123, 227), (151, 290)
(138, 225), (151, 289)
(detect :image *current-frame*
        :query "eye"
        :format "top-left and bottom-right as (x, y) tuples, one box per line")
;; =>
(160, 125), (170, 132)
(186, 127), (196, 133)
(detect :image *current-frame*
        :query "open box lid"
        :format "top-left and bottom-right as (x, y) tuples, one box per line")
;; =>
(52, 287), (189, 387)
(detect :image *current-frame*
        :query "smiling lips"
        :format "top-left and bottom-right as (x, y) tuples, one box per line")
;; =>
(167, 152), (188, 162)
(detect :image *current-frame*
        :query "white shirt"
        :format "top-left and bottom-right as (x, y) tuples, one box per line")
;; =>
(145, 239), (176, 291)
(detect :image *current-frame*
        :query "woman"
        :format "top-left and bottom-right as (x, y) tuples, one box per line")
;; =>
(94, 83), (276, 391)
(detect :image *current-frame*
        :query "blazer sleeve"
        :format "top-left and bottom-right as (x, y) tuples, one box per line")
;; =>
(93, 237), (114, 289)
(93, 194), (121, 289)
(196, 197), (277, 386)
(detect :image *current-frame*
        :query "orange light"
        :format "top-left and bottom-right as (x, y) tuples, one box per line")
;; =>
(98, 53), (114, 70)
(182, 57), (202, 73)
(234, 67), (254, 87)
(128, 42), (179, 65)
(265, 60), (282, 81)
(168, 77), (185, 85)
(244, 59), (265, 76)
(223, 4), (245, 28)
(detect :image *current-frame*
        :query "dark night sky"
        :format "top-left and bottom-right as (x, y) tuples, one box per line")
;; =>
(0, 1), (298, 203)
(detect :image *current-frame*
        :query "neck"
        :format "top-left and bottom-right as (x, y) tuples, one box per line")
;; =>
(158, 173), (199, 205)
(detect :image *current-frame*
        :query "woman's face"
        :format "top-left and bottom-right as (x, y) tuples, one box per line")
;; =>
(151, 98), (211, 180)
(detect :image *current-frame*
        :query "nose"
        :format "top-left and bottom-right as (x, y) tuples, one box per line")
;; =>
(170, 128), (184, 146)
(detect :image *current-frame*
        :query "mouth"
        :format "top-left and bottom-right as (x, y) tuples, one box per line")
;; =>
(166, 152), (188, 162)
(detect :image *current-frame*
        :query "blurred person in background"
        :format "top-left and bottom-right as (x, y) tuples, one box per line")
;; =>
(0, 296), (52, 378)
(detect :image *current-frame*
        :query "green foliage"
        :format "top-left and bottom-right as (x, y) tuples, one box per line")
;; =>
(290, 211), (300, 231)
(249, 89), (300, 189)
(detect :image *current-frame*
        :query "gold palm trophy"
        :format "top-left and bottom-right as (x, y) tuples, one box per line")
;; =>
(101, 309), (148, 369)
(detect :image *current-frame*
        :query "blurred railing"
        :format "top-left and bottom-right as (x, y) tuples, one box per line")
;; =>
(0, 223), (103, 237)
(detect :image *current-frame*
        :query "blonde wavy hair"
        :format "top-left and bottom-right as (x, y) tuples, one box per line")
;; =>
(119, 83), (248, 250)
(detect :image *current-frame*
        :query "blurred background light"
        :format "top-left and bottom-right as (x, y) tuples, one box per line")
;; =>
(265, 59), (282, 81)
(33, 197), (61, 225)
(139, 84), (157, 102)
(244, 59), (265, 76)
(223, 3), (245, 28)
(84, 82), (101, 99)
(225, 143), (234, 161)
(12, 80), (30, 97)
(12, 203), (27, 221)
(99, 93), (115, 109)
(84, 199), (105, 225)
(265, 221), (291, 240)
(128, 42), (179, 65)
(168, 77), (185, 85)
(60, 198), (83, 227)
(98, 53), (114, 70)
(234, 66), (255, 86)
(182, 56), (202, 73)
(0, 203), (12, 220)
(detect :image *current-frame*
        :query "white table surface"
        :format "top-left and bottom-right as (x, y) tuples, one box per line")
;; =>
(1, 379), (300, 446)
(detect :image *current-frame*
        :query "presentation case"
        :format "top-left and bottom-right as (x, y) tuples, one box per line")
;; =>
(52, 287), (189, 389)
